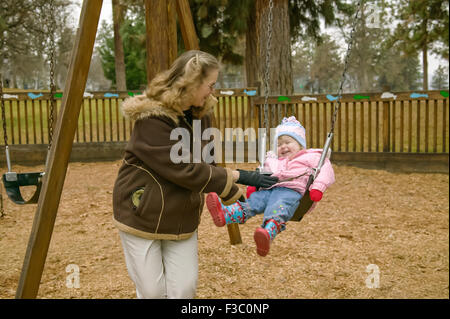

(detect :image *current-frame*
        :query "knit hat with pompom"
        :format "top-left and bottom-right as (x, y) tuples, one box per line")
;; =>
(274, 116), (307, 149)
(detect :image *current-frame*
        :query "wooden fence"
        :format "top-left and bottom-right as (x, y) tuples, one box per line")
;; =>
(1, 89), (449, 155)
(0, 91), (136, 145)
(251, 90), (449, 154)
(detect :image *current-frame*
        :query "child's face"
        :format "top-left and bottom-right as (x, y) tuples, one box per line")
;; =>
(277, 135), (302, 159)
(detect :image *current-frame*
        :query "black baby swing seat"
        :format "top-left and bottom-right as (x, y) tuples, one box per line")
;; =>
(2, 172), (45, 205)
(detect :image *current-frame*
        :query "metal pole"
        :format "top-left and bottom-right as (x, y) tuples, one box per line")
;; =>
(313, 132), (334, 179)
(5, 145), (12, 172)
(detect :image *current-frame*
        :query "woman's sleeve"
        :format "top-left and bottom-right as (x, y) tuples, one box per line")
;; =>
(127, 117), (242, 204)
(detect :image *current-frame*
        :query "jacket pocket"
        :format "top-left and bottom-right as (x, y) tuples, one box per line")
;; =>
(132, 183), (161, 217)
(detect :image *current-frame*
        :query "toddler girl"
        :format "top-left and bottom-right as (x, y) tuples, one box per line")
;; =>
(206, 116), (335, 256)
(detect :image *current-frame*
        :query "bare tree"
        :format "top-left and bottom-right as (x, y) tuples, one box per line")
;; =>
(112, 0), (127, 91)
(0, 0), (74, 89)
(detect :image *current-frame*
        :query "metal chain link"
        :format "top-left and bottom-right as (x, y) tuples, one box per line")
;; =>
(1, 74), (7, 215)
(329, 0), (362, 134)
(46, 0), (57, 149)
(0, 181), (4, 217)
(262, 0), (274, 131)
(0, 73), (8, 147)
(0, 116), (3, 216)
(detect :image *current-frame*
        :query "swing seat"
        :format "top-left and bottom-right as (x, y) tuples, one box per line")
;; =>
(290, 190), (314, 222)
(290, 174), (314, 222)
(2, 172), (44, 204)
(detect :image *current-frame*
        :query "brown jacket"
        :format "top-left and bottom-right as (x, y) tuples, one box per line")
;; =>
(113, 94), (242, 240)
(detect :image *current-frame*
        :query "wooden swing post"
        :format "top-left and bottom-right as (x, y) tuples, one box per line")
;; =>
(16, 0), (103, 299)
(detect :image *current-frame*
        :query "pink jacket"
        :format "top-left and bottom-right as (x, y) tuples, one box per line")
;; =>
(263, 148), (335, 195)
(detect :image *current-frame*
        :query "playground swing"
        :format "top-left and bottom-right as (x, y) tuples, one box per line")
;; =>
(0, 2), (57, 205)
(254, 0), (362, 222)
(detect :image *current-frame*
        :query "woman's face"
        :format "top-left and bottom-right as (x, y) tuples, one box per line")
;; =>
(191, 69), (219, 107)
(277, 135), (302, 159)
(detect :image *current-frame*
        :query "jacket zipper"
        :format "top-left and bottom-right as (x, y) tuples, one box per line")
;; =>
(181, 116), (193, 130)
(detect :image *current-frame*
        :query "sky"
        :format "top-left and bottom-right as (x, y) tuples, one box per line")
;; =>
(70, 0), (112, 26)
(70, 0), (447, 86)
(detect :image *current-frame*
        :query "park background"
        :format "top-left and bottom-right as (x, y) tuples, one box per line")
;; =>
(0, 0), (448, 299)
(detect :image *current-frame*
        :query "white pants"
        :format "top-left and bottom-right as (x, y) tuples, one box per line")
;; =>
(119, 230), (198, 299)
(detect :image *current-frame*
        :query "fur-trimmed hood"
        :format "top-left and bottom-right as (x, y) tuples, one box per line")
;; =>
(121, 93), (217, 124)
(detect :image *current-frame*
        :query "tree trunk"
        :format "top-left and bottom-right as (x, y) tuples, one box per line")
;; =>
(422, 17), (428, 91)
(255, 0), (293, 129)
(422, 43), (428, 91)
(146, 0), (177, 83)
(112, 0), (127, 91)
(245, 3), (259, 88)
(354, 6), (372, 92)
(255, 0), (293, 96)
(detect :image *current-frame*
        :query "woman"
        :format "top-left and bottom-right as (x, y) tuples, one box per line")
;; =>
(112, 50), (277, 298)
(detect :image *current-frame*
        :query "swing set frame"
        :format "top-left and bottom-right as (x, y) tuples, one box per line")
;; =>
(8, 0), (362, 299)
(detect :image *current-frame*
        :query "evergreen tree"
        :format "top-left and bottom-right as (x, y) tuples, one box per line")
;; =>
(309, 35), (343, 93)
(431, 65), (449, 89)
(291, 40), (314, 93)
(391, 0), (449, 90)
(97, 14), (147, 90)
(334, 0), (422, 92)
(190, 0), (251, 65)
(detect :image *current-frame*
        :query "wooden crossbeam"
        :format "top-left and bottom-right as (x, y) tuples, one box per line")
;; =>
(176, 0), (199, 50)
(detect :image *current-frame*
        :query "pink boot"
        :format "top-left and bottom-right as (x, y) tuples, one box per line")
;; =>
(253, 219), (281, 257)
(206, 193), (248, 227)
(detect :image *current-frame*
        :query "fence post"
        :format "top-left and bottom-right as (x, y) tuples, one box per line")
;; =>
(382, 100), (390, 152)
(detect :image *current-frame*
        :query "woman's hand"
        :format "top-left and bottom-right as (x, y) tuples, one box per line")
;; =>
(235, 169), (279, 188)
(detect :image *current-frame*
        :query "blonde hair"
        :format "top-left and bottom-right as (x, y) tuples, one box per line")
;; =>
(145, 50), (219, 117)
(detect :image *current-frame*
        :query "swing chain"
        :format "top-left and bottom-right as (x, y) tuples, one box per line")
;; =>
(329, 0), (362, 134)
(46, 0), (57, 149)
(262, 0), (274, 132)
(0, 75), (5, 215)
(0, 182), (3, 218)
(0, 74), (8, 147)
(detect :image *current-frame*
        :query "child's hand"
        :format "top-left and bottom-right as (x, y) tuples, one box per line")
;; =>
(246, 186), (257, 198)
(309, 189), (323, 202)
